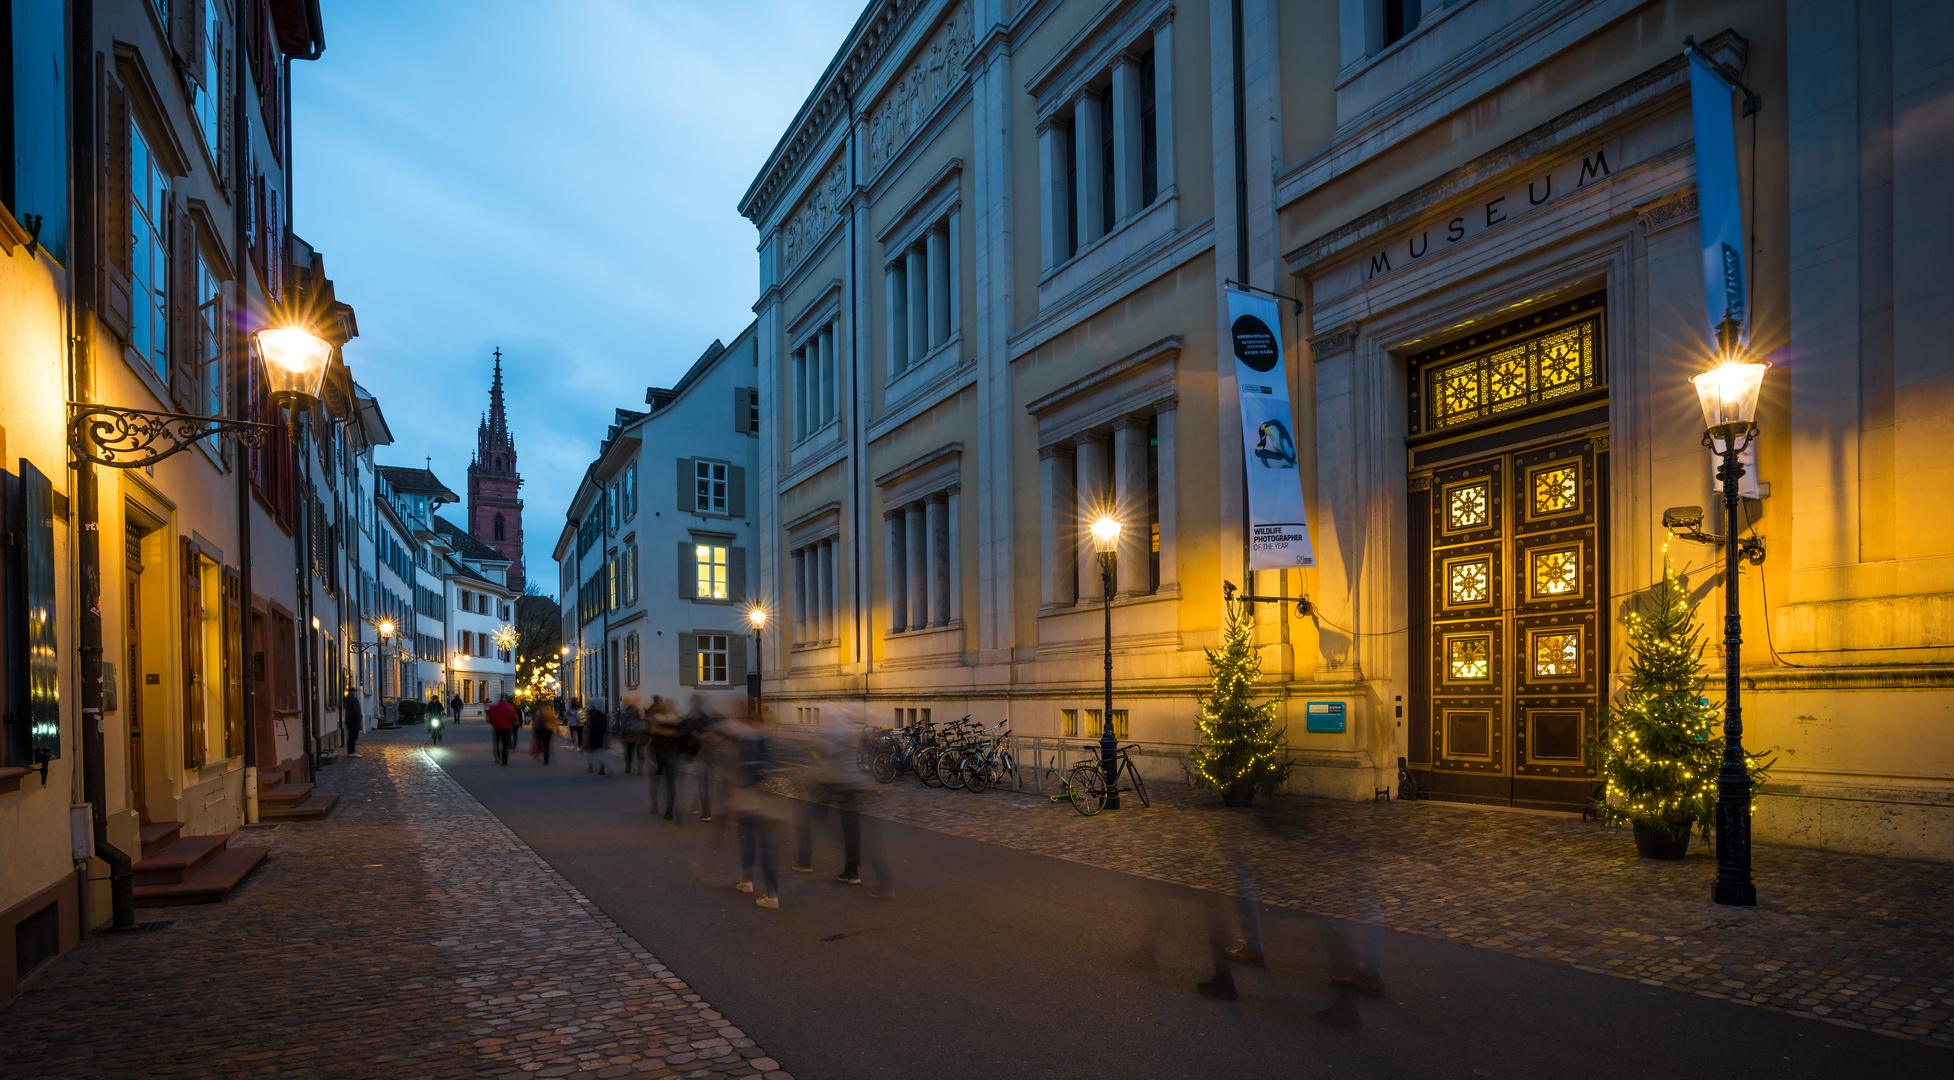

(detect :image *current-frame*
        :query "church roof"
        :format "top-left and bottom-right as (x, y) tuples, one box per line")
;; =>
(434, 516), (509, 566)
(377, 465), (458, 503)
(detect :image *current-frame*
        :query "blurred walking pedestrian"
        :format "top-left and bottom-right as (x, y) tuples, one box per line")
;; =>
(1197, 815), (1269, 1001)
(618, 700), (648, 775)
(565, 697), (585, 749)
(794, 716), (887, 891)
(649, 696), (690, 822)
(726, 713), (781, 908)
(341, 687), (364, 758)
(685, 694), (723, 821)
(584, 705), (612, 775)
(449, 692), (464, 723)
(486, 695), (519, 765)
(532, 701), (558, 764)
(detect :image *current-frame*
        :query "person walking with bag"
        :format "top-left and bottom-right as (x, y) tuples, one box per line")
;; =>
(617, 700), (648, 775)
(584, 705), (612, 775)
(532, 702), (558, 764)
(341, 687), (364, 758)
(649, 696), (689, 821)
(486, 695), (519, 765)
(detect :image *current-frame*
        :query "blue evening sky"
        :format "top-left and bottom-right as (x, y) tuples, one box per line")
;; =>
(292, 0), (860, 596)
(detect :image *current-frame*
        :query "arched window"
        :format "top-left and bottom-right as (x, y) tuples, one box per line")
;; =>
(493, 514), (506, 541)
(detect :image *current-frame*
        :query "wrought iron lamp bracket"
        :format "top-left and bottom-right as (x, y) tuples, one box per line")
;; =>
(67, 403), (276, 470)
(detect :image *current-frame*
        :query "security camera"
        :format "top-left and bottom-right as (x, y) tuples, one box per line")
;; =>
(1662, 506), (1705, 530)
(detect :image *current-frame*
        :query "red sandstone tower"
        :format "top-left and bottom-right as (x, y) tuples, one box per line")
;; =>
(468, 348), (526, 591)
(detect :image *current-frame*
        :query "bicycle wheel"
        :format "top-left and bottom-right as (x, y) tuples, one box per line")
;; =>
(918, 747), (946, 786)
(1125, 759), (1150, 808)
(1070, 764), (1107, 815)
(870, 751), (899, 784)
(965, 760), (990, 794)
(942, 753), (970, 790)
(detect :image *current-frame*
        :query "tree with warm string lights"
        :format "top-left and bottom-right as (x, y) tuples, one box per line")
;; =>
(1189, 594), (1291, 806)
(1589, 556), (1770, 857)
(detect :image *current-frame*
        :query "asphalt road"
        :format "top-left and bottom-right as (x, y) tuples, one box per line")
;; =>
(427, 722), (1939, 1080)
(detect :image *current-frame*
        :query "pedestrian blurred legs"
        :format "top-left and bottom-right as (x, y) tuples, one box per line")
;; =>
(696, 762), (714, 822)
(794, 800), (829, 872)
(1317, 876), (1386, 1030)
(738, 813), (779, 904)
(537, 729), (553, 765)
(344, 725), (360, 757)
(623, 741), (643, 774)
(651, 752), (680, 820)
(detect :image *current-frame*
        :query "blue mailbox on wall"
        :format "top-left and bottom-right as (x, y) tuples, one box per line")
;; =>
(1305, 701), (1346, 734)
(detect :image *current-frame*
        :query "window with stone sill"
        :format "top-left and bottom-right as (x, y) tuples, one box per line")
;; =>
(1037, 24), (1170, 272)
(792, 317), (842, 442)
(885, 212), (958, 379)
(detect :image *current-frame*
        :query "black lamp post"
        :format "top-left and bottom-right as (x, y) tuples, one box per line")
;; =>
(1090, 515), (1122, 810)
(374, 619), (397, 728)
(747, 605), (767, 722)
(1690, 316), (1769, 908)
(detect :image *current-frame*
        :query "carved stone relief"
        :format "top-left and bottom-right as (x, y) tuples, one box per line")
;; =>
(781, 159), (849, 273)
(866, 2), (973, 177)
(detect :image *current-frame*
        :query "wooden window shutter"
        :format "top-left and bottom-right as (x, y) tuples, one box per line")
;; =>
(223, 566), (243, 759)
(170, 198), (200, 412)
(181, 539), (207, 769)
(676, 542), (696, 599)
(676, 457), (694, 513)
(728, 635), (747, 687)
(733, 388), (751, 433)
(677, 633), (698, 686)
(728, 466), (745, 519)
(99, 73), (134, 340)
(728, 546), (747, 605)
(173, 0), (208, 86)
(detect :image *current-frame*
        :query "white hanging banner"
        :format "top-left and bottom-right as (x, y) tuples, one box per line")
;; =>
(1226, 287), (1315, 569)
(1688, 48), (1748, 346)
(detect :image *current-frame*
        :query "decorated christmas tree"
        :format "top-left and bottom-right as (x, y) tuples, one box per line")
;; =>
(1589, 556), (1769, 840)
(1189, 593), (1290, 804)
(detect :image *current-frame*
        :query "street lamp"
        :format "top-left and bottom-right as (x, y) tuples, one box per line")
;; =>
(1090, 515), (1122, 810)
(375, 618), (397, 729)
(1689, 315), (1767, 908)
(747, 605), (767, 722)
(254, 327), (336, 437)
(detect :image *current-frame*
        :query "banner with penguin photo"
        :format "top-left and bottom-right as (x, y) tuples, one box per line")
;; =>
(1226, 286), (1315, 570)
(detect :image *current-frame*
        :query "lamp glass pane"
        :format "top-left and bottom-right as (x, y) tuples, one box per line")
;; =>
(1690, 362), (1768, 429)
(255, 328), (334, 400)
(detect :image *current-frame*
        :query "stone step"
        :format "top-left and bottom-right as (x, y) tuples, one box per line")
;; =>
(139, 821), (185, 862)
(259, 792), (339, 821)
(133, 846), (270, 907)
(259, 781), (314, 807)
(133, 834), (228, 886)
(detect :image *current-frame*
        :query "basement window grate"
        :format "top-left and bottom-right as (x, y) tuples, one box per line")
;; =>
(15, 902), (59, 979)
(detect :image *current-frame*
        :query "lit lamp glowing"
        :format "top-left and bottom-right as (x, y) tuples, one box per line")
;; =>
(254, 327), (335, 436)
(1091, 515), (1122, 809)
(1691, 316), (1767, 908)
(747, 605), (767, 721)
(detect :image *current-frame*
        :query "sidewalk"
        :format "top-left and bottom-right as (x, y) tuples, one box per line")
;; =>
(767, 757), (1954, 1049)
(0, 731), (794, 1080)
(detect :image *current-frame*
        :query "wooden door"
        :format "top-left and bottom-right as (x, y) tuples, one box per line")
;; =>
(1420, 435), (1606, 811)
(127, 571), (148, 823)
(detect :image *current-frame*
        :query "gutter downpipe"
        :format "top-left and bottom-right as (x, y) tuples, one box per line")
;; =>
(1230, 0), (1254, 596)
(237, 0), (262, 821)
(71, 0), (136, 930)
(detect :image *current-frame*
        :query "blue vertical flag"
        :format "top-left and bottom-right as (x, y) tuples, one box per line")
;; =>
(1226, 287), (1315, 570)
(1689, 47), (1748, 346)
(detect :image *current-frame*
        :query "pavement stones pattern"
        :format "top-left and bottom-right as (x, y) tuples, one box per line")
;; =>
(765, 751), (1954, 1049)
(0, 731), (793, 1080)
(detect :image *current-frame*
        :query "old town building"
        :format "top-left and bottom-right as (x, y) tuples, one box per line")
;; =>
(555, 328), (762, 714)
(742, 0), (1954, 861)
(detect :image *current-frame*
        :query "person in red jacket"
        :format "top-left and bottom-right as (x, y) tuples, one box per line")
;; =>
(486, 696), (520, 765)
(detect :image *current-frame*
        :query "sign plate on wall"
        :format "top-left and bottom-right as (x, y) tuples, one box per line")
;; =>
(1305, 701), (1347, 733)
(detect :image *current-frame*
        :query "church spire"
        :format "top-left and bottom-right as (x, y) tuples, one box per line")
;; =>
(486, 347), (509, 446)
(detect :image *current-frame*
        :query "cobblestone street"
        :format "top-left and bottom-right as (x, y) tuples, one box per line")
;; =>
(0, 737), (793, 1080)
(767, 747), (1954, 1050)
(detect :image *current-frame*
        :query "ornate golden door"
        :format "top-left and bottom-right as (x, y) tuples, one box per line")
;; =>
(1405, 294), (1608, 811)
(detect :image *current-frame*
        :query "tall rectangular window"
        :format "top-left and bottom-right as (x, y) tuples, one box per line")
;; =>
(196, 256), (223, 417)
(624, 545), (638, 604)
(697, 634), (729, 684)
(695, 544), (728, 600)
(1062, 120), (1078, 258)
(1139, 49), (1158, 207)
(130, 124), (169, 383)
(1099, 92), (1116, 237)
(694, 460), (727, 514)
(192, 10), (224, 165)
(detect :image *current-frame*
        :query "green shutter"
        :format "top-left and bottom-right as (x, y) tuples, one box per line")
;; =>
(728, 466), (745, 519)
(728, 635), (747, 688)
(677, 633), (698, 686)
(728, 546), (746, 605)
(676, 457), (694, 513)
(677, 542), (696, 599)
(22, 460), (62, 764)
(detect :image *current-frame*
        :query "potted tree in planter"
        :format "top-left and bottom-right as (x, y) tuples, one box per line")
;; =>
(1589, 558), (1770, 858)
(1189, 591), (1290, 806)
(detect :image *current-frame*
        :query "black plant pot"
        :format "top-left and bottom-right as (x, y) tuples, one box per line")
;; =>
(1632, 822), (1691, 860)
(1221, 785), (1256, 808)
